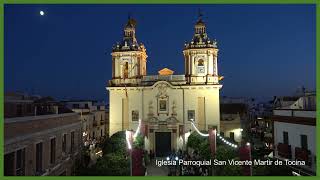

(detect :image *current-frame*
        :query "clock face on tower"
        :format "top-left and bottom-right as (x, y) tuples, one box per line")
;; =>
(197, 66), (205, 74)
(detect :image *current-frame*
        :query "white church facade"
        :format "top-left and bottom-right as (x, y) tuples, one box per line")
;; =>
(106, 16), (223, 156)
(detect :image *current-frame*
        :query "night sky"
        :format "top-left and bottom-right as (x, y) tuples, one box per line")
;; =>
(5, 4), (316, 102)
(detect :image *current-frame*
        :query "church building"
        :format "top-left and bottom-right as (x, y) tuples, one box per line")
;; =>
(106, 15), (222, 156)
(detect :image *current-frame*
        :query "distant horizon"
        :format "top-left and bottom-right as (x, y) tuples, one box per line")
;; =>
(5, 4), (316, 102)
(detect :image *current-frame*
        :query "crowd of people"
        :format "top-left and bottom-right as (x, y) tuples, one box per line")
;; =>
(167, 149), (211, 176)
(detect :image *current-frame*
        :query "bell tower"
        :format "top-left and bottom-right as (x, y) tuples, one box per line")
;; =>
(110, 16), (147, 86)
(183, 12), (219, 85)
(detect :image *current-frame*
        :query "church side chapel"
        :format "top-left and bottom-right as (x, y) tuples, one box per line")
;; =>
(107, 14), (223, 157)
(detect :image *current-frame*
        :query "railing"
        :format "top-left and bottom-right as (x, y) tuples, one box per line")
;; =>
(277, 143), (292, 159)
(273, 109), (316, 118)
(142, 75), (186, 82)
(295, 147), (311, 166)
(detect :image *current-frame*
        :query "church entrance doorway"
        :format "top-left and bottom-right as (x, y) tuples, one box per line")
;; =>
(155, 132), (171, 157)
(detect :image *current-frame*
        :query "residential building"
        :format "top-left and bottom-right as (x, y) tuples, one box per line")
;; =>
(63, 101), (106, 144)
(272, 92), (316, 175)
(4, 98), (82, 176)
(4, 92), (39, 118)
(220, 103), (247, 143)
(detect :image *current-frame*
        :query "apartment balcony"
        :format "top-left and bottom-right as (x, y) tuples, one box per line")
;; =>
(277, 143), (292, 159)
(295, 147), (311, 166)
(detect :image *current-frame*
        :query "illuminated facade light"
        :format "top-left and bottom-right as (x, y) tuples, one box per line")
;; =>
(125, 130), (132, 150)
(133, 119), (141, 139)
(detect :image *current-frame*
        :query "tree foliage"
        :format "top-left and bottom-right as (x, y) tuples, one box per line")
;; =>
(101, 131), (127, 155)
(77, 131), (131, 175)
(187, 131), (208, 151)
(214, 145), (241, 176)
(93, 153), (130, 175)
(133, 134), (144, 149)
(215, 145), (237, 161)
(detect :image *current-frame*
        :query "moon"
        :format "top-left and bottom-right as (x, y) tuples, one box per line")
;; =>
(40, 11), (45, 16)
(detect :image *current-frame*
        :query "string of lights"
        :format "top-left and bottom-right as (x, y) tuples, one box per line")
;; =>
(126, 119), (142, 150)
(190, 122), (238, 149)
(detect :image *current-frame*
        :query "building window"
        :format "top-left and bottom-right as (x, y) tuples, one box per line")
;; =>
(283, 131), (289, 144)
(132, 110), (139, 121)
(220, 132), (225, 137)
(85, 104), (89, 109)
(4, 152), (15, 176)
(62, 134), (67, 153)
(158, 98), (168, 113)
(198, 59), (204, 66)
(123, 62), (129, 78)
(17, 104), (22, 116)
(16, 148), (26, 176)
(301, 134), (308, 150)
(197, 59), (205, 73)
(188, 110), (195, 121)
(101, 129), (103, 137)
(50, 138), (56, 164)
(26, 104), (32, 113)
(73, 104), (79, 108)
(230, 132), (235, 141)
(159, 100), (166, 111)
(71, 132), (75, 153)
(36, 142), (43, 173)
